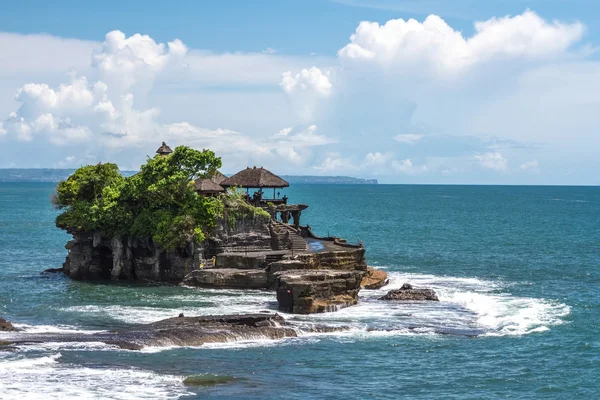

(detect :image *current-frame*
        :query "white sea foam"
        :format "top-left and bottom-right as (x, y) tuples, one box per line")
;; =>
(0, 352), (191, 400)
(284, 272), (570, 338)
(53, 271), (570, 344)
(11, 323), (106, 334)
(61, 288), (276, 324)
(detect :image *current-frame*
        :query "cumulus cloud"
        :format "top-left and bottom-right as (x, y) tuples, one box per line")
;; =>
(474, 152), (508, 171)
(391, 158), (428, 175)
(93, 30), (187, 93)
(0, 31), (337, 171)
(280, 67), (332, 121)
(338, 11), (584, 71)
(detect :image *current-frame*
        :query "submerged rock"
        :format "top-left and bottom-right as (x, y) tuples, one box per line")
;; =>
(0, 317), (18, 332)
(275, 269), (363, 314)
(183, 375), (239, 387)
(361, 267), (389, 289)
(41, 267), (64, 274)
(380, 284), (439, 301)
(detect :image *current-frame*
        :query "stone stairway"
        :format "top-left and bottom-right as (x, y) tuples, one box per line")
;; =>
(273, 221), (307, 252)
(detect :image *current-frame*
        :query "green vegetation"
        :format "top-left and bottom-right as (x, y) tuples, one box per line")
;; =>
(53, 146), (268, 250)
(221, 188), (271, 229)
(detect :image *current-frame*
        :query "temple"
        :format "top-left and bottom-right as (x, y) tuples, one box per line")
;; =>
(60, 144), (372, 315)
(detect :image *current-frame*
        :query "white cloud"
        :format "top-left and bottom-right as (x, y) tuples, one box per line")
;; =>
(391, 158), (428, 175)
(394, 133), (422, 144)
(338, 11), (584, 71)
(520, 160), (540, 171)
(93, 30), (187, 93)
(263, 47), (277, 54)
(0, 31), (337, 171)
(280, 67), (332, 95)
(474, 152), (508, 171)
(274, 127), (293, 137)
(280, 67), (333, 121)
(314, 152), (354, 172)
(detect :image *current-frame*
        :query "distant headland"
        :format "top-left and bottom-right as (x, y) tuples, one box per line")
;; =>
(0, 168), (377, 185)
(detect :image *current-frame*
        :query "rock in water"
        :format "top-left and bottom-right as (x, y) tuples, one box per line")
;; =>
(0, 317), (18, 331)
(361, 267), (389, 289)
(275, 269), (363, 314)
(183, 375), (238, 387)
(379, 284), (439, 301)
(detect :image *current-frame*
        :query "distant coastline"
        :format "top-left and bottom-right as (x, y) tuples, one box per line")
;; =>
(0, 169), (378, 185)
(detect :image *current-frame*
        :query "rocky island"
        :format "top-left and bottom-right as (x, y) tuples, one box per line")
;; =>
(52, 143), (386, 315)
(0, 143), (443, 351)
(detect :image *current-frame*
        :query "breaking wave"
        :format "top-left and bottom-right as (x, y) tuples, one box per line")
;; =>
(0, 353), (191, 400)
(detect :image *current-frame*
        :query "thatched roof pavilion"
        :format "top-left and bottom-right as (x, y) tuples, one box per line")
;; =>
(156, 142), (173, 156)
(194, 178), (225, 195)
(194, 170), (227, 195)
(220, 167), (289, 189)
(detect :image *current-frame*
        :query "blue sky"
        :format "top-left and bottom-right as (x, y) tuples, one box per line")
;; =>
(0, 0), (598, 184)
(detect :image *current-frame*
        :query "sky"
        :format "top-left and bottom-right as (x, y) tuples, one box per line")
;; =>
(0, 0), (599, 184)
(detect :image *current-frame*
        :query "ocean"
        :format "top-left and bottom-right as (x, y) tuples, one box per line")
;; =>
(1, 183), (598, 399)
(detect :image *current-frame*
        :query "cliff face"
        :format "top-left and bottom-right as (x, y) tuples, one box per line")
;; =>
(63, 214), (272, 282)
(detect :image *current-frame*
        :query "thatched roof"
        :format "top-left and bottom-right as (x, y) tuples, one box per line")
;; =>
(209, 170), (227, 185)
(156, 142), (173, 155)
(194, 170), (227, 193)
(220, 167), (289, 188)
(194, 178), (225, 193)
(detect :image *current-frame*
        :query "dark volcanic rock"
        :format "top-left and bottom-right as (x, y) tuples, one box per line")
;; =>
(380, 284), (439, 301)
(183, 375), (239, 387)
(0, 317), (18, 332)
(41, 267), (64, 274)
(275, 269), (363, 314)
(182, 269), (269, 289)
(0, 314), (307, 349)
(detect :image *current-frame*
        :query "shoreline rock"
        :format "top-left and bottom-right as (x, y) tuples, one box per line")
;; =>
(0, 317), (18, 332)
(361, 267), (389, 289)
(275, 269), (363, 314)
(380, 284), (439, 301)
(0, 314), (347, 349)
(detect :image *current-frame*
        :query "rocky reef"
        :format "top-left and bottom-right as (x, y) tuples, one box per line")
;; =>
(380, 284), (439, 301)
(0, 314), (344, 350)
(0, 317), (18, 332)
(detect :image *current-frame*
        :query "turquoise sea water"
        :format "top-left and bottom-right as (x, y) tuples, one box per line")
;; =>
(1, 183), (599, 399)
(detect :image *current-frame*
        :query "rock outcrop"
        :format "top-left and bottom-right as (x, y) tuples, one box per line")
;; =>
(62, 214), (271, 282)
(380, 284), (439, 301)
(0, 317), (18, 332)
(0, 314), (345, 349)
(182, 269), (269, 289)
(361, 267), (389, 289)
(275, 269), (364, 314)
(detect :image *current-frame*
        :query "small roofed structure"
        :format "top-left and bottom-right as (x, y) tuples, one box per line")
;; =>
(220, 167), (289, 189)
(221, 166), (289, 206)
(194, 170), (227, 196)
(156, 142), (173, 156)
(194, 178), (225, 196)
(209, 170), (227, 185)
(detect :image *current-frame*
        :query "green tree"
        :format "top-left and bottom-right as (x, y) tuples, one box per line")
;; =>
(54, 146), (227, 249)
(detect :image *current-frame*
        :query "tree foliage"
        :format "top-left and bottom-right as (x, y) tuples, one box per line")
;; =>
(53, 146), (229, 249)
